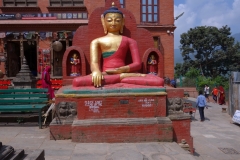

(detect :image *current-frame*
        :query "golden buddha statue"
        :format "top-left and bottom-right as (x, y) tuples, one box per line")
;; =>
(73, 2), (164, 87)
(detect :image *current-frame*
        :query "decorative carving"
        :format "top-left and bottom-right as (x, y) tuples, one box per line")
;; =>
(56, 102), (77, 118)
(167, 98), (184, 114)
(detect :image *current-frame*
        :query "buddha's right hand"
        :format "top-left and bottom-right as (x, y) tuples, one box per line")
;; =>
(91, 71), (104, 87)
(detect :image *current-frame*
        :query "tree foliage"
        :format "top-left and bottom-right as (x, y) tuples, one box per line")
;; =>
(179, 25), (240, 78)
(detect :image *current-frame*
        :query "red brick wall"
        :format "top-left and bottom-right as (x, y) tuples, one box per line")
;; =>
(50, 124), (72, 140)
(38, 0), (49, 13)
(160, 0), (174, 25)
(56, 95), (167, 120)
(171, 119), (194, 154)
(166, 88), (184, 98)
(72, 123), (173, 143)
(125, 0), (141, 24)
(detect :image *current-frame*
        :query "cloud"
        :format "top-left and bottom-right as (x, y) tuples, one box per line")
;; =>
(174, 0), (240, 49)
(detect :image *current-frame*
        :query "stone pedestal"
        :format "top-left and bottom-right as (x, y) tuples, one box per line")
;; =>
(50, 84), (171, 142)
(12, 57), (36, 88)
(49, 85), (194, 153)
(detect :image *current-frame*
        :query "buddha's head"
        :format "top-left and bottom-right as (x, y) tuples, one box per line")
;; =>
(101, 2), (125, 34)
(73, 53), (78, 59)
(151, 55), (156, 60)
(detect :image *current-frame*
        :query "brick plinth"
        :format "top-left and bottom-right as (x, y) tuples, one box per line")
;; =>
(169, 115), (194, 154)
(56, 85), (167, 119)
(50, 123), (72, 140)
(71, 117), (172, 143)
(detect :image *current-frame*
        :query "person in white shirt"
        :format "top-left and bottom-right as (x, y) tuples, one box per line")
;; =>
(204, 84), (210, 102)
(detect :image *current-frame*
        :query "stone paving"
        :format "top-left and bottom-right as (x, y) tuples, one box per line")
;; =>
(0, 97), (239, 160)
(187, 97), (240, 160)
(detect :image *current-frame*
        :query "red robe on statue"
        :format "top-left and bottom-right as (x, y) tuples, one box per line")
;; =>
(72, 36), (164, 87)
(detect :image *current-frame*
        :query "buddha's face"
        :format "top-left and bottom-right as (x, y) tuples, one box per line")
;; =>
(73, 54), (78, 58)
(151, 55), (155, 60)
(104, 13), (123, 33)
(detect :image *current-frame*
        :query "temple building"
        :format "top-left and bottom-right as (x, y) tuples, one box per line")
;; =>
(0, 0), (175, 88)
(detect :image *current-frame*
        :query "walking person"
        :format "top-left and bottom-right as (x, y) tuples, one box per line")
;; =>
(196, 90), (208, 122)
(218, 86), (225, 105)
(204, 84), (210, 102)
(211, 86), (218, 103)
(42, 66), (55, 100)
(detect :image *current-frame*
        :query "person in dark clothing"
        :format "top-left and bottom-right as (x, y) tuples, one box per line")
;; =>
(170, 79), (176, 88)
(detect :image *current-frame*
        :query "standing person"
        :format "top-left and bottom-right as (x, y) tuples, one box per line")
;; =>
(211, 86), (218, 103)
(196, 90), (207, 122)
(218, 86), (225, 105)
(42, 66), (55, 100)
(204, 85), (210, 102)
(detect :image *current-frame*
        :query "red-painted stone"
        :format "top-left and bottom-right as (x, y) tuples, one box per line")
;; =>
(166, 88), (184, 98)
(50, 124), (72, 140)
(55, 95), (166, 119)
(71, 123), (173, 143)
(171, 118), (194, 154)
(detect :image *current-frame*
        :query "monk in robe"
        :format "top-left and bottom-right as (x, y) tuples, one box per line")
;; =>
(73, 3), (164, 87)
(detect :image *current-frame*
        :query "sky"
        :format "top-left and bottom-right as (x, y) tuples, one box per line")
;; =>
(174, 0), (240, 49)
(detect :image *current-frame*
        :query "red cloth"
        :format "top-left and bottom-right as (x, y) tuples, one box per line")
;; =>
(212, 88), (218, 95)
(218, 86), (225, 105)
(72, 36), (164, 87)
(71, 58), (81, 73)
(42, 66), (55, 99)
(102, 36), (141, 72)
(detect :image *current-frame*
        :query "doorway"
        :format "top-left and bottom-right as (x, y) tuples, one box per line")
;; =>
(6, 40), (37, 77)
(23, 41), (37, 76)
(7, 41), (21, 77)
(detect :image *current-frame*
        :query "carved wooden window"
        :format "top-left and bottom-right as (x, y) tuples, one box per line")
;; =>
(141, 0), (158, 22)
(3, 0), (37, 7)
(119, 0), (125, 8)
(49, 0), (84, 6)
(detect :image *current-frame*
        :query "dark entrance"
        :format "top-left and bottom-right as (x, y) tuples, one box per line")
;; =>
(7, 41), (21, 77)
(6, 40), (37, 77)
(23, 41), (37, 76)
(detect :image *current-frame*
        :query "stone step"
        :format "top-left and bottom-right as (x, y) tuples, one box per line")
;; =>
(22, 149), (45, 160)
(8, 149), (24, 160)
(50, 117), (173, 142)
(0, 144), (14, 160)
(0, 142), (45, 160)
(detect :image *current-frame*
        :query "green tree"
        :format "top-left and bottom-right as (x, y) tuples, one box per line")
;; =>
(180, 25), (240, 78)
(174, 63), (184, 78)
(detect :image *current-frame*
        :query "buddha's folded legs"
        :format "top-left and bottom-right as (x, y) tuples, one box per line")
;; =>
(121, 74), (164, 86)
(73, 74), (164, 87)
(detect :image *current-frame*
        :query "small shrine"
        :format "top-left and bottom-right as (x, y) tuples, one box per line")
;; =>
(12, 57), (36, 88)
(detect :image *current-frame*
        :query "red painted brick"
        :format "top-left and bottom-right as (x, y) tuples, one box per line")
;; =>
(71, 123), (173, 143)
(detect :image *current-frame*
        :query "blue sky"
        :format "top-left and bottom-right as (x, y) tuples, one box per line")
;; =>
(174, 0), (240, 49)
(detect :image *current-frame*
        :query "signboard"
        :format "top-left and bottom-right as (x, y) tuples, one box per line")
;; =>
(0, 14), (15, 20)
(232, 110), (240, 124)
(0, 12), (88, 20)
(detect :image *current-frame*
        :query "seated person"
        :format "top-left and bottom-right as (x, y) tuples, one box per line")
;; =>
(73, 3), (164, 87)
